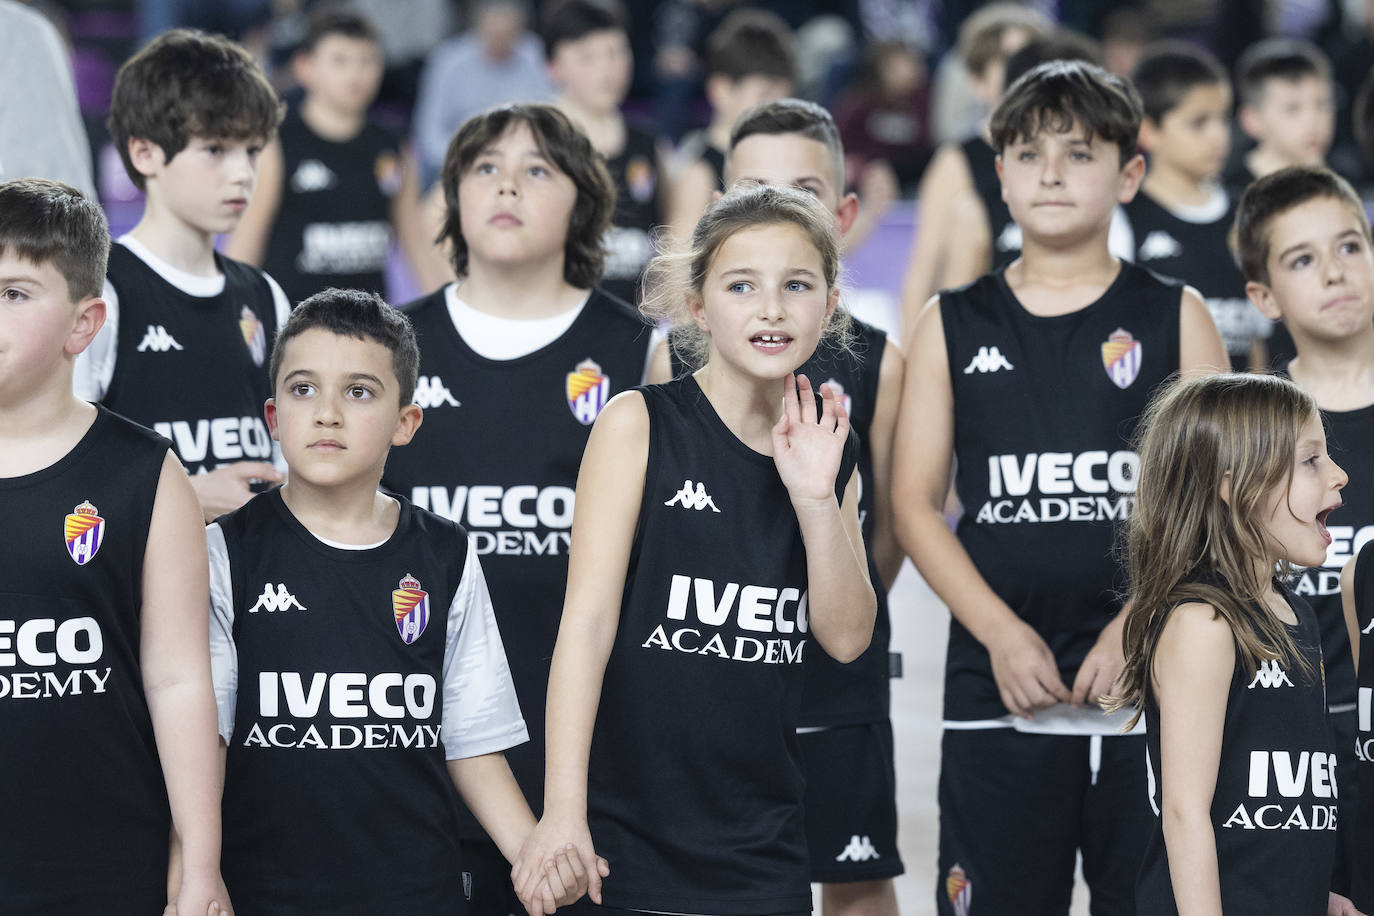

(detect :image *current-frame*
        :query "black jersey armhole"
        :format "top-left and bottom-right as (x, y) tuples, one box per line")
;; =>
(1355, 539), (1374, 629)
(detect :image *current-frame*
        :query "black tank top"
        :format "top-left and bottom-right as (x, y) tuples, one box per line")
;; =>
(262, 105), (401, 306)
(961, 136), (1019, 267)
(941, 262), (1182, 721)
(667, 321), (894, 725)
(102, 244), (279, 476)
(602, 125), (662, 304)
(0, 408), (172, 913)
(588, 375), (858, 914)
(381, 286), (649, 836)
(1138, 588), (1336, 915)
(677, 128), (726, 191)
(1124, 190), (1260, 372)
(1350, 539), (1374, 911)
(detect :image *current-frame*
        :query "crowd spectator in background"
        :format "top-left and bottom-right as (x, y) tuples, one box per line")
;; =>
(1225, 37), (1336, 190)
(834, 39), (934, 196)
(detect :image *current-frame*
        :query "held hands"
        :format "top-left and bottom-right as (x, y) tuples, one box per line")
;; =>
(188, 462), (284, 521)
(988, 618), (1071, 719)
(1329, 892), (1367, 916)
(163, 865), (232, 916)
(772, 374), (849, 507)
(511, 812), (610, 914)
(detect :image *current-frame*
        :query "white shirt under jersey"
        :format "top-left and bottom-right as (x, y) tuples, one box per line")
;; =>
(73, 235), (293, 402)
(206, 508), (529, 760)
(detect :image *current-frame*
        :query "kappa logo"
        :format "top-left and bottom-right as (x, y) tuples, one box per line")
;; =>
(249, 583), (306, 614)
(835, 835), (880, 862)
(1138, 230), (1184, 261)
(1248, 659), (1295, 689)
(963, 346), (1014, 374)
(1364, 618), (1374, 636)
(996, 221), (1022, 253)
(291, 159), (337, 193)
(412, 375), (461, 409)
(664, 479), (720, 512)
(136, 325), (183, 352)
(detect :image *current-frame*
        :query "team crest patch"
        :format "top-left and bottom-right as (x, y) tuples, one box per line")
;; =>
(64, 500), (105, 566)
(240, 305), (266, 367)
(824, 378), (852, 415)
(567, 358), (610, 425)
(946, 864), (972, 916)
(626, 156), (656, 203)
(392, 573), (430, 645)
(1101, 328), (1142, 389)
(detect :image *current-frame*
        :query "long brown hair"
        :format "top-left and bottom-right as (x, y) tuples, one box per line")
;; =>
(1108, 373), (1318, 727)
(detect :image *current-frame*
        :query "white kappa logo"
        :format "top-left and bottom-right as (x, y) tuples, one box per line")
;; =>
(835, 835), (881, 862)
(291, 159), (337, 193)
(1248, 659), (1295, 689)
(136, 325), (184, 352)
(996, 221), (1022, 253)
(412, 375), (461, 409)
(963, 346), (1015, 374)
(1363, 618), (1374, 635)
(249, 583), (307, 613)
(1138, 230), (1184, 261)
(664, 480), (720, 513)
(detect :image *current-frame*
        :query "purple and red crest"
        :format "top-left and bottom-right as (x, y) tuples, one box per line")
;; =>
(566, 359), (610, 425)
(1101, 328), (1142, 390)
(392, 573), (430, 645)
(64, 500), (105, 566)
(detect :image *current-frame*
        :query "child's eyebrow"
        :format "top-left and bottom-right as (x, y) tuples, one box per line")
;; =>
(0, 274), (43, 287)
(1276, 240), (1314, 261)
(346, 372), (387, 388)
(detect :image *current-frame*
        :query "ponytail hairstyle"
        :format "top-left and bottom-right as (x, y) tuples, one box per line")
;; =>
(1108, 373), (1318, 727)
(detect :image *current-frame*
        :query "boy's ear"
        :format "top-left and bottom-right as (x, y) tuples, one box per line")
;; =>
(391, 402), (424, 446)
(290, 51), (314, 88)
(127, 137), (166, 179)
(835, 192), (859, 236)
(1237, 103), (1263, 141)
(265, 398), (280, 441)
(994, 154), (1005, 201)
(65, 296), (106, 356)
(1245, 278), (1283, 320)
(1116, 152), (1147, 203)
(704, 74), (732, 111)
(1138, 117), (1161, 153)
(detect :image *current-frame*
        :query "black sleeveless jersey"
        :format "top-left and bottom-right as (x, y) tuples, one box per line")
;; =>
(212, 490), (525, 912)
(1124, 190), (1259, 372)
(262, 105), (401, 306)
(941, 262), (1182, 721)
(1350, 540), (1374, 910)
(0, 408), (172, 913)
(602, 125), (662, 304)
(666, 320), (894, 725)
(381, 286), (650, 834)
(961, 136), (1019, 267)
(102, 243), (279, 476)
(588, 375), (858, 914)
(677, 129), (726, 191)
(1138, 589), (1335, 916)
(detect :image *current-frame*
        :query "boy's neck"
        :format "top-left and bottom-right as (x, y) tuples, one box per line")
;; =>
(1286, 329), (1374, 411)
(127, 208), (220, 277)
(706, 118), (733, 152)
(1141, 160), (1215, 210)
(300, 94), (366, 142)
(693, 363), (785, 456)
(556, 96), (624, 155)
(458, 257), (587, 320)
(279, 477), (400, 545)
(1245, 145), (1303, 180)
(0, 384), (97, 477)
(1005, 239), (1121, 317)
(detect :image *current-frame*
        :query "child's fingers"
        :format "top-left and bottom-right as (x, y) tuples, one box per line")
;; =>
(596, 856), (610, 877)
(564, 845), (588, 882)
(588, 853), (607, 902)
(542, 856), (569, 902)
(796, 373), (817, 424)
(818, 381), (835, 429)
(780, 373), (800, 425)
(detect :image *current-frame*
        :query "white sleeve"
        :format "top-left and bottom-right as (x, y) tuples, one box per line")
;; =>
(263, 270), (292, 325)
(206, 523), (239, 743)
(641, 325), (668, 384)
(1108, 205), (1135, 262)
(72, 279), (118, 402)
(440, 536), (529, 760)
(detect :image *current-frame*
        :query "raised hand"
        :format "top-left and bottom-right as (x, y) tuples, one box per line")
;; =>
(771, 373), (849, 507)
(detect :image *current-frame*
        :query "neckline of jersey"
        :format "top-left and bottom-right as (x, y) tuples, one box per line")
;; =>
(437, 283), (601, 370)
(680, 374), (778, 468)
(993, 259), (1131, 324)
(0, 404), (106, 489)
(266, 486), (412, 560)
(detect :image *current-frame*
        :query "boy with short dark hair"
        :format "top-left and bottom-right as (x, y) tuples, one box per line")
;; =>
(894, 60), (1227, 914)
(1237, 165), (1374, 904)
(1127, 41), (1271, 372)
(209, 287), (600, 913)
(542, 0), (665, 304)
(665, 8), (794, 240)
(227, 11), (425, 308)
(0, 178), (228, 915)
(77, 28), (290, 522)
(1229, 38), (1335, 189)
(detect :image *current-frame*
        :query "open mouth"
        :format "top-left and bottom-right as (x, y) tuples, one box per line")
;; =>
(751, 333), (791, 352)
(1317, 504), (1339, 543)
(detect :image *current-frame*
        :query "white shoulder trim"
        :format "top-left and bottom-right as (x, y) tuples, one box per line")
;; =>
(206, 523), (239, 743)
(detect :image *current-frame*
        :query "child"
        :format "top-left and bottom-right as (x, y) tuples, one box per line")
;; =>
(893, 60), (1229, 914)
(899, 2), (1051, 333)
(1127, 41), (1272, 372)
(226, 11), (425, 308)
(75, 28), (290, 521)
(1113, 373), (1351, 915)
(652, 97), (906, 915)
(666, 8), (794, 241)
(1342, 532), (1374, 912)
(543, 0), (666, 305)
(1226, 38), (1335, 191)
(833, 40), (934, 196)
(1236, 164), (1374, 898)
(379, 102), (651, 915)
(209, 287), (597, 912)
(515, 182), (876, 913)
(0, 178), (228, 914)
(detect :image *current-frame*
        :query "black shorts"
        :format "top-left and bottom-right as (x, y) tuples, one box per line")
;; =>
(937, 727), (1152, 916)
(461, 836), (514, 916)
(800, 719), (905, 883)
